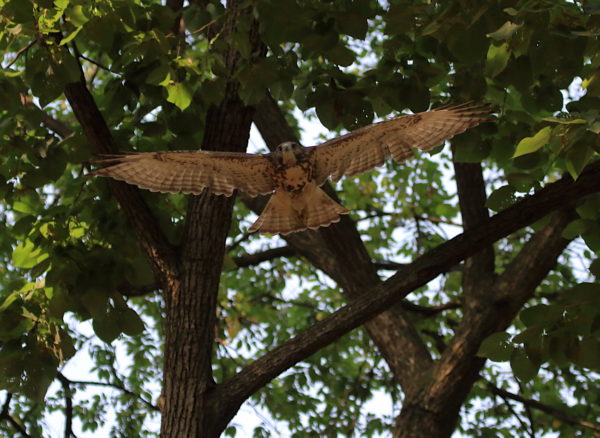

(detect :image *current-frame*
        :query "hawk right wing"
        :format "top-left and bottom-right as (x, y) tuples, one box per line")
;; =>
(92, 150), (276, 197)
(307, 103), (491, 186)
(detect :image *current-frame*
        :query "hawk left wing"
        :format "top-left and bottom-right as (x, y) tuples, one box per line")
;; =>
(92, 150), (275, 197)
(307, 103), (491, 186)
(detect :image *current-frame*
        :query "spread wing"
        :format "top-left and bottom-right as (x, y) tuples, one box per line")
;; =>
(92, 150), (275, 197)
(308, 103), (491, 185)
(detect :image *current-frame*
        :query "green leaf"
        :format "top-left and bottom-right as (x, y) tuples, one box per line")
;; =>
(81, 288), (109, 319)
(487, 21), (523, 40)
(562, 218), (592, 239)
(117, 308), (145, 336)
(506, 172), (536, 192)
(65, 5), (89, 27)
(93, 312), (121, 344)
(520, 304), (563, 327)
(590, 259), (600, 278)
(166, 82), (192, 110)
(337, 11), (368, 39)
(510, 348), (539, 382)
(477, 331), (512, 362)
(513, 126), (551, 158)
(12, 240), (49, 269)
(326, 44), (355, 67)
(565, 143), (594, 180)
(59, 26), (83, 46)
(485, 42), (510, 77)
(485, 185), (516, 212)
(146, 62), (170, 85)
(578, 337), (600, 369)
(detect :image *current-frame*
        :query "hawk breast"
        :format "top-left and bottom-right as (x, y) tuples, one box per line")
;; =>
(274, 162), (312, 193)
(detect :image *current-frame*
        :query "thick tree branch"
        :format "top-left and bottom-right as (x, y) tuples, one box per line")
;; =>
(214, 161), (600, 431)
(394, 208), (577, 437)
(452, 160), (495, 311)
(486, 382), (600, 433)
(160, 1), (265, 437)
(252, 94), (433, 394)
(52, 57), (180, 290)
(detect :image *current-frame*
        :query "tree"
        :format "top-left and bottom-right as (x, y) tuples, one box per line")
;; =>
(0, 0), (599, 436)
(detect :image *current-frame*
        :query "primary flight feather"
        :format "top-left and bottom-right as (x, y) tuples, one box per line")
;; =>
(93, 103), (491, 235)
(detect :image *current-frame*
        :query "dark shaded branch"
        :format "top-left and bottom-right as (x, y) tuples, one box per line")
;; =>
(78, 54), (113, 74)
(452, 160), (495, 310)
(214, 161), (600, 431)
(401, 300), (461, 316)
(0, 393), (32, 438)
(233, 246), (297, 268)
(160, 2), (265, 436)
(54, 55), (180, 290)
(373, 259), (463, 272)
(19, 94), (74, 139)
(252, 94), (433, 394)
(487, 382), (600, 433)
(393, 208), (578, 438)
(56, 373), (74, 438)
(118, 283), (159, 297)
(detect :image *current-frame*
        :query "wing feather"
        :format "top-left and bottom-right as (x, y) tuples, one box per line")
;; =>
(308, 103), (491, 185)
(92, 150), (275, 197)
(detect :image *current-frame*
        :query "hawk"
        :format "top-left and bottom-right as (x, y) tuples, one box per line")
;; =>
(93, 103), (490, 235)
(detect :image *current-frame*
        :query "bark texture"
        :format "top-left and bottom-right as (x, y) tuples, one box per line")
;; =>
(159, 2), (263, 436)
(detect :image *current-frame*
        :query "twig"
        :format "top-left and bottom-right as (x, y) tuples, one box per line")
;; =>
(251, 292), (316, 310)
(494, 387), (535, 438)
(78, 54), (114, 73)
(62, 375), (159, 411)
(226, 230), (252, 252)
(0, 393), (33, 438)
(4, 40), (36, 69)
(518, 380), (537, 438)
(486, 382), (600, 433)
(56, 374), (74, 438)
(190, 19), (217, 36)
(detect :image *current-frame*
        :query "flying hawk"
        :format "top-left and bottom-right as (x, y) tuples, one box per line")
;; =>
(93, 103), (490, 235)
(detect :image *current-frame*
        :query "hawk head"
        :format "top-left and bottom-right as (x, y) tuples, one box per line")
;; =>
(273, 141), (305, 166)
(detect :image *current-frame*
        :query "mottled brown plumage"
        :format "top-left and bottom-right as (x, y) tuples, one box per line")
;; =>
(92, 103), (491, 235)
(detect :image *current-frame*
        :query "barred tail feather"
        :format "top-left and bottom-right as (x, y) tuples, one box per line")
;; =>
(302, 185), (349, 230)
(249, 191), (305, 235)
(249, 185), (349, 235)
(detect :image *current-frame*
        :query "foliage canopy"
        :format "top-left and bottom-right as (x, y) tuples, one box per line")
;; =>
(0, 0), (599, 437)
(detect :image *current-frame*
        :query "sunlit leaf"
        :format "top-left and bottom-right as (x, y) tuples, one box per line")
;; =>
(513, 126), (551, 158)
(166, 81), (192, 110)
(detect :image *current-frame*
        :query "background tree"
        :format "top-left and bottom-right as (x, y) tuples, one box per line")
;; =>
(1, 0), (599, 437)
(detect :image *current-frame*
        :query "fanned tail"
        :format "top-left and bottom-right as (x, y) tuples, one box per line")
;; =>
(302, 185), (349, 230)
(249, 185), (349, 235)
(249, 191), (304, 235)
